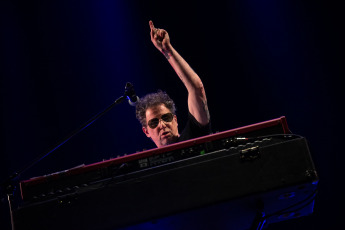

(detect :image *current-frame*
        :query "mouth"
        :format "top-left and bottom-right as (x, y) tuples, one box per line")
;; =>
(161, 131), (171, 139)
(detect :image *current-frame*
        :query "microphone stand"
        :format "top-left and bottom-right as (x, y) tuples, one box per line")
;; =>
(1, 82), (137, 230)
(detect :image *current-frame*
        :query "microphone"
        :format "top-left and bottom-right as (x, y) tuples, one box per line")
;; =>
(125, 82), (139, 106)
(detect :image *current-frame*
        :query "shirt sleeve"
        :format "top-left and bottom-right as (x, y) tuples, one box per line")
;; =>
(177, 112), (212, 142)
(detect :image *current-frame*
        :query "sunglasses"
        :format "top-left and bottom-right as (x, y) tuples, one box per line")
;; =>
(147, 113), (174, 129)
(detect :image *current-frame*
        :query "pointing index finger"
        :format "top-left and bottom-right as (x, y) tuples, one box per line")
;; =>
(149, 20), (155, 31)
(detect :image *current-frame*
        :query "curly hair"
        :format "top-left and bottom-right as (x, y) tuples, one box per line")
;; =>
(136, 90), (176, 127)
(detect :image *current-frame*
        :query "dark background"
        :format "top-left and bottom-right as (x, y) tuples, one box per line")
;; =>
(1, 0), (343, 229)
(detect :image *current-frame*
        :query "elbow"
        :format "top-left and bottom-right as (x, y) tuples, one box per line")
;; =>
(195, 83), (206, 99)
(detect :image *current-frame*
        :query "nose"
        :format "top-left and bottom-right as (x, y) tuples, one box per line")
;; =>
(158, 119), (167, 128)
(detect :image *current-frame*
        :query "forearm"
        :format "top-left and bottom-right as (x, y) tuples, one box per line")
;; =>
(164, 45), (204, 93)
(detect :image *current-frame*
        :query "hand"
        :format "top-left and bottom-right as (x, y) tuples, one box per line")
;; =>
(149, 20), (172, 55)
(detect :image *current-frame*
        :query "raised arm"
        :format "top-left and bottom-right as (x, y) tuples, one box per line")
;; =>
(149, 20), (210, 125)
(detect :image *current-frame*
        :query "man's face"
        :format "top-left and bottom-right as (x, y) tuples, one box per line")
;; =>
(142, 104), (179, 148)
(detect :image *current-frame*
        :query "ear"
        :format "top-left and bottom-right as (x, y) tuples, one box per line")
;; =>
(174, 115), (178, 127)
(142, 126), (150, 138)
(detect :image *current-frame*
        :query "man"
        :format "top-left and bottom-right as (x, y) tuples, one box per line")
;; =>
(135, 21), (211, 148)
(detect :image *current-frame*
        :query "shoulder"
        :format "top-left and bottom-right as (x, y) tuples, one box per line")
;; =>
(178, 112), (212, 142)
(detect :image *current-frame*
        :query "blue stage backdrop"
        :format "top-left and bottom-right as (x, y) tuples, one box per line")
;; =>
(1, 0), (343, 229)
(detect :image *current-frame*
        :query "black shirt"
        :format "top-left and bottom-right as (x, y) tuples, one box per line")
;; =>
(177, 112), (212, 142)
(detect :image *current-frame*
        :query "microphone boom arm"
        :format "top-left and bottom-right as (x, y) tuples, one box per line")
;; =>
(1, 82), (138, 230)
